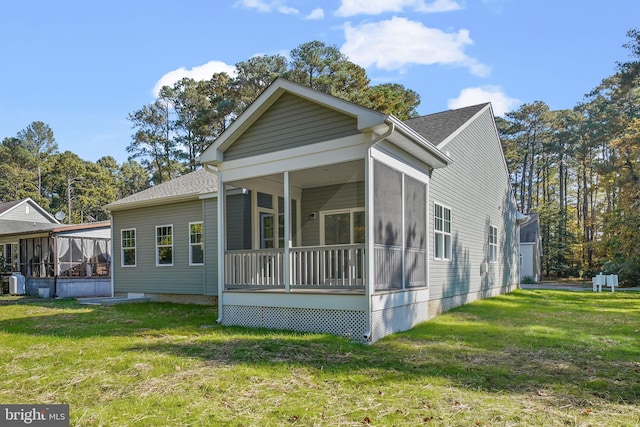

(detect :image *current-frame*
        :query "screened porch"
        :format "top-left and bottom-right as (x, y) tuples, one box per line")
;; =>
(219, 157), (428, 295)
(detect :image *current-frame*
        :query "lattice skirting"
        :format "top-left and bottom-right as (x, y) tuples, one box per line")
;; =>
(371, 301), (428, 343)
(223, 305), (368, 342)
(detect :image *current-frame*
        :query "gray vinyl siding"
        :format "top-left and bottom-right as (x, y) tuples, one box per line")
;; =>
(2, 202), (53, 223)
(428, 109), (519, 313)
(301, 182), (364, 246)
(112, 200), (206, 295)
(203, 198), (218, 295)
(226, 193), (252, 250)
(224, 92), (359, 161)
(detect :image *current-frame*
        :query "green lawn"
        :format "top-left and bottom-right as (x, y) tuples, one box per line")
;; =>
(1, 290), (639, 426)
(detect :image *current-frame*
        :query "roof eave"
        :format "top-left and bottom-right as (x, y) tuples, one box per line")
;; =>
(386, 117), (451, 169)
(105, 193), (202, 212)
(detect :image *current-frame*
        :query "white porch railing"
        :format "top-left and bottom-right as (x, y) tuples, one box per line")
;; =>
(224, 245), (365, 291)
(291, 244), (365, 289)
(225, 249), (284, 289)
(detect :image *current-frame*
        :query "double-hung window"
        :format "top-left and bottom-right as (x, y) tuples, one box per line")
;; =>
(121, 229), (136, 267)
(189, 222), (204, 265)
(489, 225), (498, 263)
(434, 203), (451, 260)
(156, 225), (173, 266)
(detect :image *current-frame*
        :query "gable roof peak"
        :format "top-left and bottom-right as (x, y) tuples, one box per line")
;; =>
(198, 78), (389, 165)
(403, 103), (491, 146)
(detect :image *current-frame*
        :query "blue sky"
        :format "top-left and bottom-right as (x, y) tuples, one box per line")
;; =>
(1, 0), (637, 163)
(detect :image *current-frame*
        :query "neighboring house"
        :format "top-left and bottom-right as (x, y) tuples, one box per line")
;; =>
(519, 213), (542, 282)
(104, 169), (250, 304)
(0, 198), (111, 297)
(108, 78), (521, 342)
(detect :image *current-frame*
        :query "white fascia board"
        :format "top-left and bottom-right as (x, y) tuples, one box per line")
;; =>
(3, 198), (59, 224)
(386, 116), (451, 169)
(218, 133), (372, 182)
(370, 146), (431, 183)
(199, 78), (387, 165)
(266, 79), (386, 131)
(200, 84), (285, 162)
(105, 193), (200, 212)
(436, 104), (517, 212)
(437, 104), (491, 149)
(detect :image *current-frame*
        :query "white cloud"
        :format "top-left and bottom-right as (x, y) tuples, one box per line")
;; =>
(418, 0), (461, 13)
(336, 0), (461, 16)
(342, 17), (490, 77)
(278, 6), (299, 14)
(153, 60), (237, 97)
(235, 0), (298, 14)
(305, 8), (324, 20)
(235, 0), (271, 13)
(447, 86), (520, 116)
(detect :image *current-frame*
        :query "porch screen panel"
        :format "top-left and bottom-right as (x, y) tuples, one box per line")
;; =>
(18, 237), (54, 278)
(404, 175), (427, 288)
(373, 160), (402, 290)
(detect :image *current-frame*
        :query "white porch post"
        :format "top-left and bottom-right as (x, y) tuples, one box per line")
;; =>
(217, 177), (226, 323)
(284, 171), (291, 293)
(365, 149), (374, 340)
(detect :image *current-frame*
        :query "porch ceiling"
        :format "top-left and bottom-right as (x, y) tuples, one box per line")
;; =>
(229, 160), (364, 191)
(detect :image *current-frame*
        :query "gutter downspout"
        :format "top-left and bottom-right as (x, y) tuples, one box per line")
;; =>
(109, 215), (115, 297)
(203, 164), (224, 324)
(371, 121), (395, 147)
(364, 122), (395, 343)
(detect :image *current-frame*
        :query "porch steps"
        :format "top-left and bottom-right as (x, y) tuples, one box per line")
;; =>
(77, 296), (150, 306)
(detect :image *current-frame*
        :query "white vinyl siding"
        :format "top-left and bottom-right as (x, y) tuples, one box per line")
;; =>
(121, 229), (136, 267)
(156, 225), (173, 266)
(434, 203), (451, 261)
(489, 225), (498, 263)
(189, 222), (204, 266)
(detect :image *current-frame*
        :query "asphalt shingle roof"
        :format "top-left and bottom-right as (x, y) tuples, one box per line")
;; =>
(404, 103), (489, 145)
(0, 199), (27, 216)
(105, 168), (218, 210)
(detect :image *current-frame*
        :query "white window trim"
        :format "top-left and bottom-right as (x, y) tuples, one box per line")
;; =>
(189, 222), (204, 266)
(434, 202), (452, 261)
(251, 191), (302, 249)
(319, 208), (365, 246)
(155, 224), (174, 267)
(489, 225), (498, 263)
(121, 228), (136, 268)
